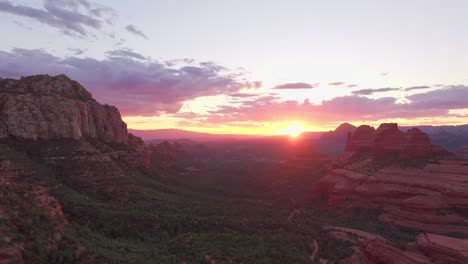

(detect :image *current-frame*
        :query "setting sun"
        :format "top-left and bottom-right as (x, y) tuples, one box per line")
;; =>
(278, 122), (305, 137)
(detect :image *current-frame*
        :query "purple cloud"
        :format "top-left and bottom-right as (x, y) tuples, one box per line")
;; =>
(0, 48), (259, 116)
(274, 82), (316, 89)
(125, 24), (148, 39)
(404, 85), (431, 91)
(328, 82), (346, 86)
(196, 85), (468, 125)
(106, 49), (146, 60)
(229, 93), (259, 98)
(407, 86), (468, 110)
(352, 87), (399, 95)
(0, 0), (114, 37)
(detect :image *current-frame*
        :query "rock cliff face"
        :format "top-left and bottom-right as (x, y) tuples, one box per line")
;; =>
(0, 74), (149, 169)
(0, 74), (127, 142)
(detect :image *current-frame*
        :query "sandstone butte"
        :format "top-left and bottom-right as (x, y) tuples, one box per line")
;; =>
(315, 123), (468, 263)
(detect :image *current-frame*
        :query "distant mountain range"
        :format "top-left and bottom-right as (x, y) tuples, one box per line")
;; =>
(129, 128), (324, 141)
(130, 123), (468, 153)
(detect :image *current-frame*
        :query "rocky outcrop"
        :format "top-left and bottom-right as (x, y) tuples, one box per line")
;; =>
(314, 123), (468, 237)
(0, 74), (127, 142)
(316, 123), (357, 155)
(416, 233), (468, 264)
(345, 123), (449, 160)
(323, 226), (432, 264)
(0, 74), (149, 169)
(324, 225), (468, 264)
(345, 125), (375, 152)
(317, 160), (468, 236)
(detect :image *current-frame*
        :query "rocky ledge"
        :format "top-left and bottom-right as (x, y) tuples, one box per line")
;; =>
(323, 225), (468, 264)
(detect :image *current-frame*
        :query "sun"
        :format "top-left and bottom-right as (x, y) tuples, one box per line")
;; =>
(278, 122), (305, 138)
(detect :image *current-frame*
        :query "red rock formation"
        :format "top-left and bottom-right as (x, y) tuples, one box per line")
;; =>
(323, 225), (433, 264)
(345, 125), (375, 152)
(314, 123), (467, 237)
(416, 233), (468, 264)
(344, 123), (450, 160)
(0, 74), (127, 143)
(317, 160), (468, 235)
(0, 74), (150, 168)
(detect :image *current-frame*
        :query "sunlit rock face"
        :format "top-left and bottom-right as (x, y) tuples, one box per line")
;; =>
(0, 74), (150, 170)
(0, 74), (127, 143)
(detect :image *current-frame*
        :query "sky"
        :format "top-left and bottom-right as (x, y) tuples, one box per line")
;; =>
(1, 0), (468, 134)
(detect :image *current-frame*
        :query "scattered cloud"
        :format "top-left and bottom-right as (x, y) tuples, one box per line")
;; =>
(273, 82), (316, 89)
(0, 48), (259, 116)
(106, 48), (147, 60)
(328, 82), (345, 86)
(125, 24), (148, 39)
(68, 48), (85, 55)
(229, 93), (259, 98)
(199, 86), (468, 125)
(0, 0), (115, 37)
(380, 72), (390, 76)
(347, 84), (357, 88)
(404, 85), (430, 91)
(352, 87), (399, 95)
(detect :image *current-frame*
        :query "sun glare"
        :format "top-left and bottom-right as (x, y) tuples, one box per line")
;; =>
(278, 122), (304, 137)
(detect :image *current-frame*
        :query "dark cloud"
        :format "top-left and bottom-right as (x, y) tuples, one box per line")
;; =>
(125, 24), (148, 39)
(273, 82), (316, 89)
(0, 0), (114, 37)
(404, 85), (430, 91)
(352, 87), (399, 95)
(0, 48), (259, 116)
(328, 82), (346, 86)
